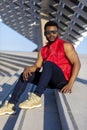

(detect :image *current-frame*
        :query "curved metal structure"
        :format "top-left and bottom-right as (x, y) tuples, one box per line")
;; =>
(0, 0), (87, 49)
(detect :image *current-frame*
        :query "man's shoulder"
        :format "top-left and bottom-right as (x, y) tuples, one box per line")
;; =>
(64, 42), (75, 52)
(64, 42), (74, 48)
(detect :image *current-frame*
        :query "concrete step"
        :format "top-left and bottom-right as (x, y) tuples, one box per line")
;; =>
(0, 71), (5, 77)
(55, 79), (87, 130)
(0, 62), (18, 72)
(0, 51), (37, 58)
(0, 53), (36, 64)
(0, 75), (4, 79)
(0, 76), (11, 85)
(0, 65), (16, 76)
(0, 76), (2, 80)
(78, 55), (87, 79)
(0, 57), (34, 68)
(0, 60), (23, 70)
(54, 54), (87, 130)
(0, 69), (23, 105)
(13, 89), (61, 130)
(0, 84), (36, 130)
(0, 53), (36, 61)
(0, 52), (36, 77)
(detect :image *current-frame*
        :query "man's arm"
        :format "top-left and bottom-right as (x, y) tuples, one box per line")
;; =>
(61, 43), (81, 93)
(23, 51), (43, 80)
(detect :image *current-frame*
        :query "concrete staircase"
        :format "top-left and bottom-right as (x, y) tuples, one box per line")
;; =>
(0, 51), (61, 130)
(55, 55), (87, 130)
(0, 51), (37, 106)
(0, 51), (87, 130)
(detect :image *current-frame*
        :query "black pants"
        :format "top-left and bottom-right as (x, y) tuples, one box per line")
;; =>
(9, 61), (68, 104)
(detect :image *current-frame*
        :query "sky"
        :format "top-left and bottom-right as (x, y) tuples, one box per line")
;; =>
(76, 36), (87, 54)
(0, 22), (87, 53)
(0, 22), (37, 52)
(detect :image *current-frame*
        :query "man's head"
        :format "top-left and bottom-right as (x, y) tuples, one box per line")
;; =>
(44, 21), (59, 43)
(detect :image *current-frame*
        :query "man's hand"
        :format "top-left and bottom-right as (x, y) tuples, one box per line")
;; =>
(23, 67), (32, 81)
(22, 51), (43, 81)
(60, 83), (72, 93)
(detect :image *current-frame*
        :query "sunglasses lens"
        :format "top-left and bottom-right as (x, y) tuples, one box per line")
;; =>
(45, 30), (58, 35)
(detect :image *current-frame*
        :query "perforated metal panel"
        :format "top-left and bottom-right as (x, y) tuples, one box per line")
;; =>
(0, 0), (87, 48)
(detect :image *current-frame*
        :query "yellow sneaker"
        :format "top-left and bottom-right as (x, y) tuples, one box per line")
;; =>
(0, 101), (15, 116)
(19, 93), (41, 109)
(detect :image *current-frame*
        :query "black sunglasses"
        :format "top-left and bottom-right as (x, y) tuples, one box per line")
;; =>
(45, 30), (58, 35)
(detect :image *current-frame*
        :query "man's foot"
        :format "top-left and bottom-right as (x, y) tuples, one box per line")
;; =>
(0, 101), (15, 116)
(19, 93), (41, 109)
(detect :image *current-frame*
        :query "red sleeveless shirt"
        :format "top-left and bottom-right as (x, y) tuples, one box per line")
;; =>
(40, 38), (73, 80)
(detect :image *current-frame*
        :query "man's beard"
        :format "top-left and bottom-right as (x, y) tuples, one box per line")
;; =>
(47, 37), (58, 44)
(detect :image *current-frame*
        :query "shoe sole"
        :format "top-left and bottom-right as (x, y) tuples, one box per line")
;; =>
(0, 111), (16, 116)
(19, 104), (42, 109)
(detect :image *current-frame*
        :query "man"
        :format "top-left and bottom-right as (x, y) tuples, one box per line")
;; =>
(0, 21), (81, 115)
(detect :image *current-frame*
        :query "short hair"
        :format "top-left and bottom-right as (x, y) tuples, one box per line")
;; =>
(44, 21), (59, 30)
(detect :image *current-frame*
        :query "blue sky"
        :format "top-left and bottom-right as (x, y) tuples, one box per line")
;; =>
(0, 22), (37, 52)
(76, 36), (87, 54)
(0, 22), (87, 53)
